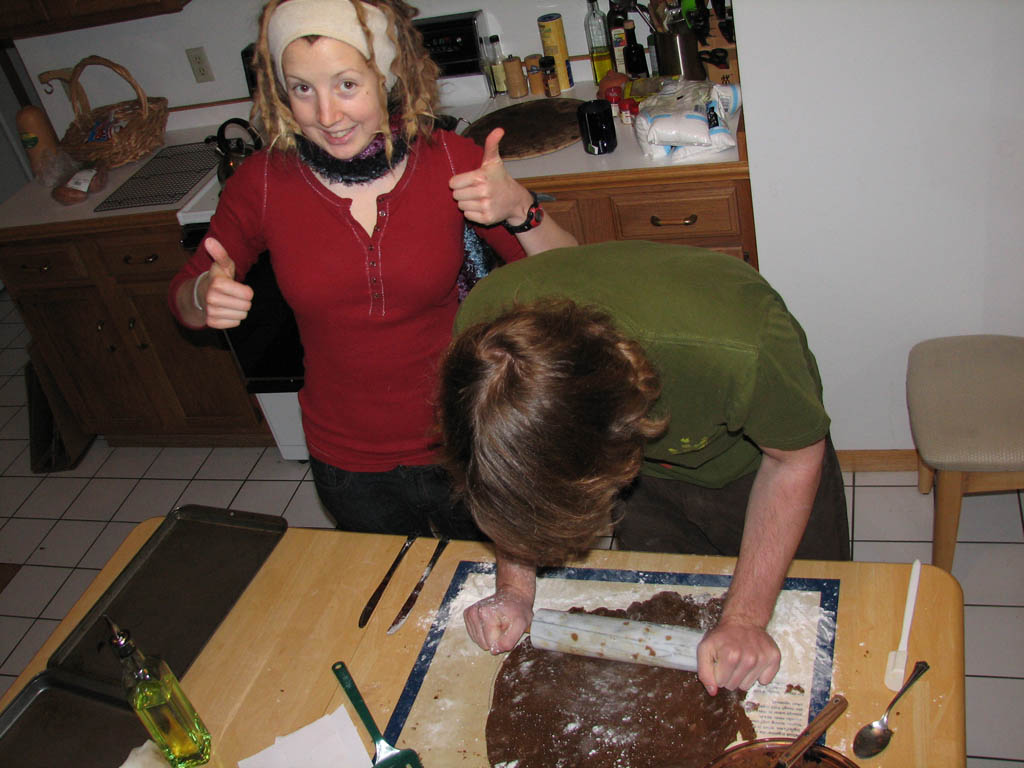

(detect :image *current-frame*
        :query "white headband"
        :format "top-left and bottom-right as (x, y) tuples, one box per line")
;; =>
(268, 0), (398, 90)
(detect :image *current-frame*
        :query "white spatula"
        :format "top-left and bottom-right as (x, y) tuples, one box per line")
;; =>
(884, 558), (921, 691)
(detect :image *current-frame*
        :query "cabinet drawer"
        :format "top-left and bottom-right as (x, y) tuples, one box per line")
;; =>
(0, 241), (90, 291)
(613, 184), (742, 242)
(96, 230), (189, 279)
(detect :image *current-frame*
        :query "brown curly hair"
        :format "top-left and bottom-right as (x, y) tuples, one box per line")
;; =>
(249, 0), (440, 157)
(438, 299), (670, 565)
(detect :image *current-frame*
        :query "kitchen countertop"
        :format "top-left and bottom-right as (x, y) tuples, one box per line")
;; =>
(0, 519), (966, 767)
(0, 81), (742, 234)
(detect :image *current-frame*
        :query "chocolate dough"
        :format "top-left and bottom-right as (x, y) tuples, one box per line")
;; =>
(486, 591), (756, 768)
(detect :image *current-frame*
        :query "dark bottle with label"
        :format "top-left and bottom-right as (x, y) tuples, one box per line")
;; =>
(606, 0), (629, 73)
(623, 19), (649, 78)
(106, 617), (211, 767)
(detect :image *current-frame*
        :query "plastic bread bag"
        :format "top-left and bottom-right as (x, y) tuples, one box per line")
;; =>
(634, 128), (727, 164)
(637, 80), (742, 148)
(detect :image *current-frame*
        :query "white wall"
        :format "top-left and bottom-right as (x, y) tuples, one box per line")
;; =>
(735, 0), (1024, 449)
(13, 0), (1023, 450)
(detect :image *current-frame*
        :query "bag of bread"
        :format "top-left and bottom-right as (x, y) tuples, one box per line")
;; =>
(52, 166), (108, 205)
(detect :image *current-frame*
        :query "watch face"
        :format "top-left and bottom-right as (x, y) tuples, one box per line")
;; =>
(533, 206), (544, 226)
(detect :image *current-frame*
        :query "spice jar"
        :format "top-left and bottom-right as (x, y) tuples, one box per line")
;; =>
(605, 86), (623, 118)
(620, 98), (638, 125)
(524, 54), (544, 95)
(539, 55), (561, 97)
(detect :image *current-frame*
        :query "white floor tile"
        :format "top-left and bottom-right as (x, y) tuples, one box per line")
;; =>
(0, 348), (28, 377)
(230, 480), (298, 517)
(0, 617), (58, 675)
(842, 471), (853, 486)
(957, 492), (1024, 543)
(854, 485), (934, 542)
(0, 615), (32, 666)
(40, 568), (99, 620)
(952, 543), (1024, 606)
(967, 759), (1024, 767)
(0, 476), (41, 516)
(0, 439), (28, 476)
(0, 406), (27, 439)
(964, 606), (1024, 678)
(48, 436), (113, 479)
(176, 479), (243, 510)
(111, 479), (188, 522)
(0, 565), (70, 617)
(195, 447), (265, 480)
(0, 518), (54, 563)
(855, 471), (919, 487)
(27, 520), (106, 567)
(145, 446), (211, 479)
(851, 540), (933, 565)
(78, 522), (137, 569)
(63, 478), (137, 521)
(0, 675), (14, 699)
(0, 406), (18, 431)
(250, 450), (309, 481)
(15, 477), (89, 519)
(2, 443), (32, 476)
(0, 324), (21, 351)
(282, 481), (334, 529)
(966, 676), (1024, 761)
(95, 446), (161, 478)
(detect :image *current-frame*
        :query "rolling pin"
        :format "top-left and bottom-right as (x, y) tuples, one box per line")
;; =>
(530, 609), (703, 671)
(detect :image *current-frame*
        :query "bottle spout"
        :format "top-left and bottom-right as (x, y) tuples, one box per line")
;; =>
(103, 614), (134, 657)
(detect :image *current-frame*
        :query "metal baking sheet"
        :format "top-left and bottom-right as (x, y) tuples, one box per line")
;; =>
(94, 141), (218, 212)
(47, 505), (286, 698)
(0, 671), (145, 768)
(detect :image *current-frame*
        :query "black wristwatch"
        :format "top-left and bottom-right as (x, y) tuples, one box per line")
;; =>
(503, 190), (545, 234)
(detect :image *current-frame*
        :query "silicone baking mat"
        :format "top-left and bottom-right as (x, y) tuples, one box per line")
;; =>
(94, 141), (218, 212)
(384, 561), (839, 766)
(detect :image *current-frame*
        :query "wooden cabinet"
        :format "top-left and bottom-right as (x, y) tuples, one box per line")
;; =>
(0, 0), (189, 39)
(0, 216), (270, 446)
(526, 163), (758, 269)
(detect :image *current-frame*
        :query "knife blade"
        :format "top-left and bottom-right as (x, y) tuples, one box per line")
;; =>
(358, 534), (415, 628)
(386, 538), (448, 634)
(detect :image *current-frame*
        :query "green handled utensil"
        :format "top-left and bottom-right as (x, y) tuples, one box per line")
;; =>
(332, 661), (424, 768)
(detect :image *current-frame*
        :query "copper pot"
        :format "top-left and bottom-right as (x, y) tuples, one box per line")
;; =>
(703, 738), (858, 768)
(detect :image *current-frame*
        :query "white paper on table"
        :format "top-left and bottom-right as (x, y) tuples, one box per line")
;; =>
(238, 705), (372, 768)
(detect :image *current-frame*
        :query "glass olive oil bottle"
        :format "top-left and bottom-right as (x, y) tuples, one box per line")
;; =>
(106, 617), (211, 768)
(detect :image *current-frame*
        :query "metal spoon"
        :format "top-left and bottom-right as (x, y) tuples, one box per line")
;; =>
(853, 660), (930, 758)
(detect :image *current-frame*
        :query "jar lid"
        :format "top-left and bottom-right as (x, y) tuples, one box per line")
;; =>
(539, 55), (555, 67)
(605, 86), (623, 100)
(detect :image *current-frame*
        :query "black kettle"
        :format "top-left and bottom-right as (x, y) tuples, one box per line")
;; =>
(208, 118), (263, 184)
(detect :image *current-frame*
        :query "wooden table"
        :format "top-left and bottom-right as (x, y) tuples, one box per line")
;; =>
(1, 519), (966, 767)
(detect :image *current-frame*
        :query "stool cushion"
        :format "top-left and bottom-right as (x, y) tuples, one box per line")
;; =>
(907, 335), (1024, 471)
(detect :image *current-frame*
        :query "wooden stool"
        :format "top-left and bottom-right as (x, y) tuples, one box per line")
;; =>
(906, 335), (1024, 571)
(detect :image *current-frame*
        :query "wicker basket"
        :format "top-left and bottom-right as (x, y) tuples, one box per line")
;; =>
(58, 56), (168, 168)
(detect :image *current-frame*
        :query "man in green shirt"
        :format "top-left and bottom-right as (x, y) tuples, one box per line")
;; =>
(439, 241), (849, 696)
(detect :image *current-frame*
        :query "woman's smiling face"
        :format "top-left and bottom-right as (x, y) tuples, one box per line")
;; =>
(282, 36), (385, 160)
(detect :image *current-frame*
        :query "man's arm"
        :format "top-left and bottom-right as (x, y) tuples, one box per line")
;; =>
(696, 437), (825, 694)
(463, 550), (537, 653)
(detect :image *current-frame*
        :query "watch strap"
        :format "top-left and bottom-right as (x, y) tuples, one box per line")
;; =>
(503, 190), (544, 234)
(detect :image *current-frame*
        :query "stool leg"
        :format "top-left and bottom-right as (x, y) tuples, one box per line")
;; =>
(917, 454), (934, 494)
(932, 470), (965, 571)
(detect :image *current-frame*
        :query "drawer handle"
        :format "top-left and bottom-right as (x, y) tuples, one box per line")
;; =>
(21, 263), (50, 273)
(651, 214), (698, 227)
(123, 253), (159, 265)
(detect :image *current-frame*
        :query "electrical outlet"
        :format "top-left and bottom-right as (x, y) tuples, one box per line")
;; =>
(186, 46), (215, 83)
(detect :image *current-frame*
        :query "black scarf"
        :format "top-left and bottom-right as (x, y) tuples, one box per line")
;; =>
(296, 130), (408, 185)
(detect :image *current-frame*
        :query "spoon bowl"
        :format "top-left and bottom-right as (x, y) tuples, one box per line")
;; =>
(853, 660), (930, 759)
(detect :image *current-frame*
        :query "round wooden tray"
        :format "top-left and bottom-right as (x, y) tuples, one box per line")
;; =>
(461, 97), (584, 160)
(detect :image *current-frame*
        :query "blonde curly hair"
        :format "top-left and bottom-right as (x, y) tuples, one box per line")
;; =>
(249, 0), (440, 158)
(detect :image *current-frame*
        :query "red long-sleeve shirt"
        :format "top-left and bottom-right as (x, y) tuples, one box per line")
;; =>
(169, 130), (526, 470)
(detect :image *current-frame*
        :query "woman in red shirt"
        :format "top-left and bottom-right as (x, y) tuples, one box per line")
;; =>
(169, 0), (576, 537)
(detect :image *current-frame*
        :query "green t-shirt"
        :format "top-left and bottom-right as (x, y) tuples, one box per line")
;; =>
(454, 241), (830, 488)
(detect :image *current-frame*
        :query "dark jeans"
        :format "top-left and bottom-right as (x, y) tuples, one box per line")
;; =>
(614, 436), (850, 561)
(308, 458), (484, 540)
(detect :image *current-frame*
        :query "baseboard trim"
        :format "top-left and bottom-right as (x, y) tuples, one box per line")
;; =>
(836, 449), (918, 473)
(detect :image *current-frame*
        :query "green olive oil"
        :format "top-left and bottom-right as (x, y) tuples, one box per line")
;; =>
(106, 617), (211, 768)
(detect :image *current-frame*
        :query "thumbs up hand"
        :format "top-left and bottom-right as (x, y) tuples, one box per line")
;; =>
(449, 128), (534, 228)
(198, 236), (254, 329)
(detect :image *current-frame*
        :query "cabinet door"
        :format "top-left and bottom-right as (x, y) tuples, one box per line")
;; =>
(3, 0), (53, 27)
(116, 280), (264, 432)
(15, 286), (160, 434)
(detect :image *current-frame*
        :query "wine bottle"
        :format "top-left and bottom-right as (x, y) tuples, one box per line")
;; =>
(584, 0), (612, 82)
(623, 19), (649, 78)
(606, 0), (629, 73)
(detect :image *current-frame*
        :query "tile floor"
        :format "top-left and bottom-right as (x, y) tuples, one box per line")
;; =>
(1, 287), (1022, 765)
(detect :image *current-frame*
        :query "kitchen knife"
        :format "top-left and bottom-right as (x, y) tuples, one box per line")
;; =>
(386, 538), (448, 635)
(530, 609), (703, 671)
(358, 534), (415, 628)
